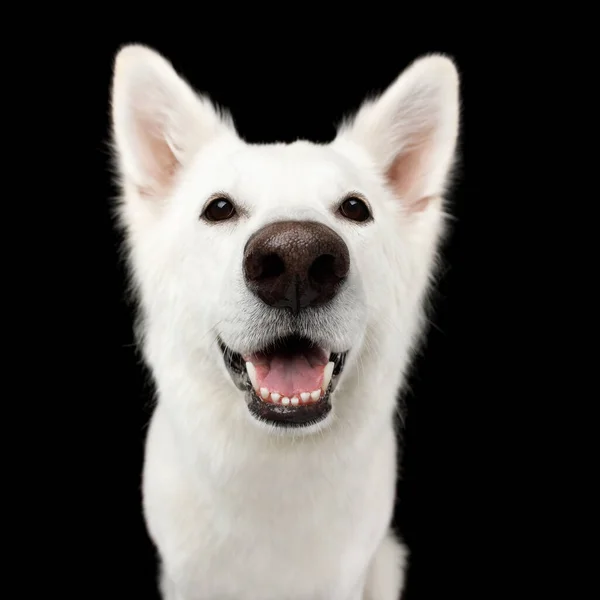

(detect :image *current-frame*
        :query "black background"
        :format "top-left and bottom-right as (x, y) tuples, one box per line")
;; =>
(75, 31), (506, 599)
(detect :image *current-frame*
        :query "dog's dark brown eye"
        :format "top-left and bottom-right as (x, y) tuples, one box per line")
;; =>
(339, 196), (371, 223)
(203, 197), (236, 222)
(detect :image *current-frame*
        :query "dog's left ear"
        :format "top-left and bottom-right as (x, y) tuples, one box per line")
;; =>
(336, 55), (460, 212)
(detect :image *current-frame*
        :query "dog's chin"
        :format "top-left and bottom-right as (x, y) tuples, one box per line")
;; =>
(218, 334), (348, 430)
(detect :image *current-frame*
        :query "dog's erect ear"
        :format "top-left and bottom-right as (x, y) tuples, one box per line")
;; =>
(111, 45), (235, 198)
(336, 55), (460, 212)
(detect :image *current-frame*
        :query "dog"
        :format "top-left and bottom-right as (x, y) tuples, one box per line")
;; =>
(110, 44), (460, 600)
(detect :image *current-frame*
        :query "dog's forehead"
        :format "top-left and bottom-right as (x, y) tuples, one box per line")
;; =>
(213, 140), (362, 206)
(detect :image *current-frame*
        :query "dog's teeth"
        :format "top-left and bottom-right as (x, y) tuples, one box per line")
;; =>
(311, 389), (321, 401)
(300, 392), (310, 403)
(291, 396), (299, 406)
(281, 397), (290, 406)
(260, 387), (269, 400)
(245, 362), (258, 390)
(271, 393), (280, 403)
(321, 361), (334, 393)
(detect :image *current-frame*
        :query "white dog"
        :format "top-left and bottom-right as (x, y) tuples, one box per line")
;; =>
(111, 44), (460, 600)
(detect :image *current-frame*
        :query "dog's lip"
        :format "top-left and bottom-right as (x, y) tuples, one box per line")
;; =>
(217, 335), (348, 427)
(245, 384), (334, 428)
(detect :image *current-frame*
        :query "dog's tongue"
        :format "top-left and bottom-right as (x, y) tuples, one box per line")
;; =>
(246, 347), (329, 397)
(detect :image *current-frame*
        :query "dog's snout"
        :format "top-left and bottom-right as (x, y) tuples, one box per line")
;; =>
(243, 221), (350, 313)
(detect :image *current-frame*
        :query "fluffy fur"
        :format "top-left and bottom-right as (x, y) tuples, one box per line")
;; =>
(111, 44), (460, 600)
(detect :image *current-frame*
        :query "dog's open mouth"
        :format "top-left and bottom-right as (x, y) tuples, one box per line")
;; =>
(218, 334), (347, 427)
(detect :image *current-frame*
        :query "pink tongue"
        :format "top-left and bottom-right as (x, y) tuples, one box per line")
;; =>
(253, 355), (326, 398)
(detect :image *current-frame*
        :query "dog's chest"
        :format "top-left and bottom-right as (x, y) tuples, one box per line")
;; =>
(166, 488), (376, 600)
(144, 413), (394, 599)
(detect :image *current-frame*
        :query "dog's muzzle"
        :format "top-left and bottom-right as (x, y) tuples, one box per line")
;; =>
(218, 221), (351, 428)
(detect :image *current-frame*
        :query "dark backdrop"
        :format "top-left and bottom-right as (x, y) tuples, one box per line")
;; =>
(85, 34), (496, 600)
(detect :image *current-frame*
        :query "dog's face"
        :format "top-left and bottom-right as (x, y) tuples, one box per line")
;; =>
(111, 46), (459, 435)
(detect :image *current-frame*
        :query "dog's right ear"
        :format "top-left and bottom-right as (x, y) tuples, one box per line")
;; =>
(111, 45), (235, 198)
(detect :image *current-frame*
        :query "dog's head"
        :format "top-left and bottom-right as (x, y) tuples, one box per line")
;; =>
(111, 46), (460, 435)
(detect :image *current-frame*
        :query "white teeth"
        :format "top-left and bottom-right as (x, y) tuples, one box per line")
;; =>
(256, 389), (326, 405)
(321, 361), (334, 393)
(245, 362), (258, 390)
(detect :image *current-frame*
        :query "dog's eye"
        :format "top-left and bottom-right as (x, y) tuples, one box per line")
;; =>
(339, 196), (371, 223)
(202, 197), (236, 222)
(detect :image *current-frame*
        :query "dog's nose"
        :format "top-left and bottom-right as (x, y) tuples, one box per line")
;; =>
(243, 221), (350, 313)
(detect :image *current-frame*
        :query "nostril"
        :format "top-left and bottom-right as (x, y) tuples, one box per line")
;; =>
(309, 254), (340, 286)
(261, 253), (285, 279)
(246, 252), (286, 281)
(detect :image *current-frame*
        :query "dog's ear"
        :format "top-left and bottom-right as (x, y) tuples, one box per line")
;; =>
(111, 45), (235, 198)
(336, 55), (460, 212)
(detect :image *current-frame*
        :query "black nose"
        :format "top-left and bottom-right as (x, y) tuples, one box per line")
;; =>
(243, 221), (350, 313)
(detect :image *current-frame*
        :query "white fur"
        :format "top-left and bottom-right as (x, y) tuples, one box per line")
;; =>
(111, 44), (460, 600)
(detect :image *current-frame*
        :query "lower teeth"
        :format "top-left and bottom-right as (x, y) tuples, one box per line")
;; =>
(255, 389), (323, 405)
(245, 360), (335, 407)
